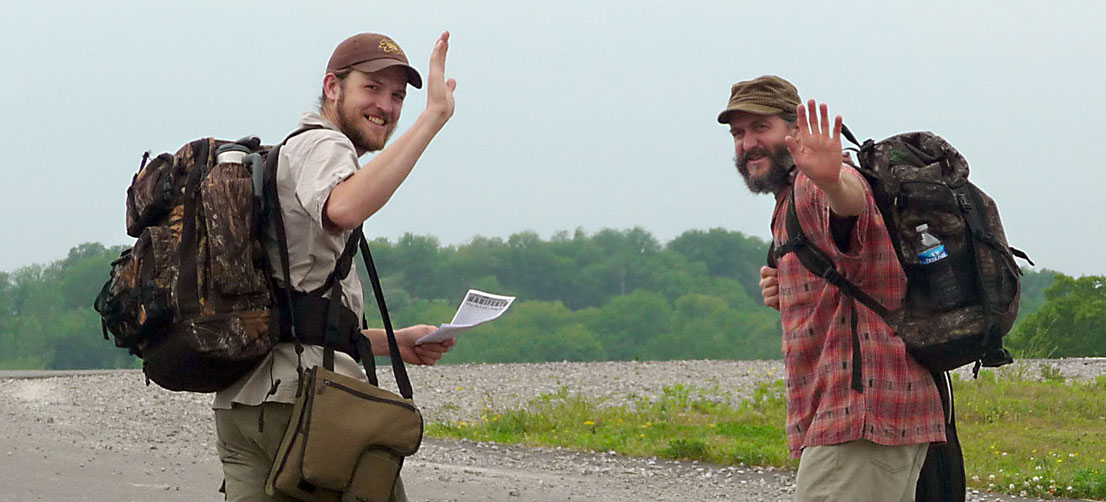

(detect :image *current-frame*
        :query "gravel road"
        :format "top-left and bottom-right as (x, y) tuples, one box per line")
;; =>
(2, 358), (1102, 501)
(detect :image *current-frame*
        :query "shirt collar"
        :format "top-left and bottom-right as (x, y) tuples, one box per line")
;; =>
(297, 111), (340, 132)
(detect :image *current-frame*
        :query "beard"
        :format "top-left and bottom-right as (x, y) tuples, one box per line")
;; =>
(735, 143), (793, 194)
(334, 94), (394, 153)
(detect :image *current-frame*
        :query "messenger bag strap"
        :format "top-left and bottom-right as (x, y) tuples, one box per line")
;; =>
(357, 314), (379, 387)
(357, 229), (414, 399)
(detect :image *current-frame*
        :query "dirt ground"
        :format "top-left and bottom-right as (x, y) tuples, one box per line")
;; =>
(3, 364), (1100, 502)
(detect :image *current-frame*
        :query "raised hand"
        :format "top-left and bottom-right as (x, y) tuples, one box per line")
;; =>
(784, 99), (844, 189)
(425, 31), (457, 127)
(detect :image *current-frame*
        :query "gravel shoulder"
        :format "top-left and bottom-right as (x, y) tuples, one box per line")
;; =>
(2, 358), (1102, 502)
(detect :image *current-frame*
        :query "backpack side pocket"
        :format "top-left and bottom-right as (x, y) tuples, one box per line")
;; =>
(200, 162), (269, 300)
(126, 153), (175, 238)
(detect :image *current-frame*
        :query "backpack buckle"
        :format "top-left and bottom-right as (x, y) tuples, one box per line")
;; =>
(955, 192), (973, 212)
(818, 264), (844, 284)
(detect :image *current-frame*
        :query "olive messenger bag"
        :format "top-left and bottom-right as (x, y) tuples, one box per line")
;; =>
(265, 226), (423, 501)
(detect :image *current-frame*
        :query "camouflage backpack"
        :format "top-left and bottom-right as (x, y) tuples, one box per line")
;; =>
(771, 130), (1032, 374)
(92, 136), (275, 392)
(93, 127), (368, 392)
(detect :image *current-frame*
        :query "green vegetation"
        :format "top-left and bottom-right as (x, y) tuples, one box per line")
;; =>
(429, 372), (1106, 500)
(428, 381), (794, 468)
(0, 229), (1083, 370)
(362, 228), (782, 363)
(0, 243), (137, 369)
(956, 370), (1106, 499)
(1, 228), (784, 369)
(1007, 273), (1106, 358)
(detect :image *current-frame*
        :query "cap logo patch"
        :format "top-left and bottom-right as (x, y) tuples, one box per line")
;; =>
(379, 38), (402, 55)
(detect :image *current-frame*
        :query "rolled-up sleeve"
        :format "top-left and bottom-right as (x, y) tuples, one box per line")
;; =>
(287, 134), (361, 227)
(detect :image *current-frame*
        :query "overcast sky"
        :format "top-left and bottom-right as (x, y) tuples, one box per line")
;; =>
(2, 1), (1103, 277)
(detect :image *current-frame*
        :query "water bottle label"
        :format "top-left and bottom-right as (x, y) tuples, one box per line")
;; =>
(918, 244), (948, 264)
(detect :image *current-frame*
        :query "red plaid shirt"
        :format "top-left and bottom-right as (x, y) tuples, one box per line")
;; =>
(772, 169), (945, 458)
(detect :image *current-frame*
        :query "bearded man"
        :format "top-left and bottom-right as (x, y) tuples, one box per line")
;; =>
(212, 32), (457, 502)
(719, 75), (946, 502)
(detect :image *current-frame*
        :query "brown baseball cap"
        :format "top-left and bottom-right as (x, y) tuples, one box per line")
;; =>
(716, 75), (801, 124)
(327, 33), (423, 89)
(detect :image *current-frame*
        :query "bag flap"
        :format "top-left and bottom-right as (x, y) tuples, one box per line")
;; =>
(298, 367), (423, 490)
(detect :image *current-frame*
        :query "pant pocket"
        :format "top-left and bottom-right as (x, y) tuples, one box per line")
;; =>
(868, 444), (913, 475)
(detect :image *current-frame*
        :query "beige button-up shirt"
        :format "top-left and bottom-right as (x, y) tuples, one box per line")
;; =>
(213, 112), (370, 409)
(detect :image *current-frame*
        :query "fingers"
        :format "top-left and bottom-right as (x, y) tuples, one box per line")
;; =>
(759, 266), (780, 310)
(413, 343), (451, 365)
(429, 32), (448, 78)
(798, 100), (841, 141)
(404, 330), (455, 365)
(795, 103), (809, 138)
(819, 102), (829, 138)
(759, 275), (778, 293)
(418, 340), (453, 355)
(427, 31), (451, 85)
(784, 134), (802, 159)
(807, 99), (819, 136)
(760, 266), (777, 279)
(425, 31), (456, 124)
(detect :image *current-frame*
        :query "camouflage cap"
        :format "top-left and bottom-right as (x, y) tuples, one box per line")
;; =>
(716, 75), (801, 124)
(327, 33), (423, 89)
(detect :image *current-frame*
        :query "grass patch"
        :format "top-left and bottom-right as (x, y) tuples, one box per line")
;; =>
(955, 371), (1106, 499)
(427, 373), (1106, 500)
(427, 382), (795, 469)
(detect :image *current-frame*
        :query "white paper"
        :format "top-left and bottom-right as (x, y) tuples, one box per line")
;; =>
(415, 289), (516, 345)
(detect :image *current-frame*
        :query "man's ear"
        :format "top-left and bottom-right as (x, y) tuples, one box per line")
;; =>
(323, 73), (343, 103)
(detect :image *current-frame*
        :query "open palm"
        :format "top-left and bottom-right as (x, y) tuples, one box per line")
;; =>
(785, 100), (844, 188)
(426, 31), (457, 124)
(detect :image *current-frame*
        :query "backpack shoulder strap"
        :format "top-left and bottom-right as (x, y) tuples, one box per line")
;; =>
(263, 125), (326, 376)
(774, 188), (893, 319)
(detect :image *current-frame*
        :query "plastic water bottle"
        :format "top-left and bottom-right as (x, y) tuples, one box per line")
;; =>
(915, 224), (968, 309)
(916, 224), (947, 264)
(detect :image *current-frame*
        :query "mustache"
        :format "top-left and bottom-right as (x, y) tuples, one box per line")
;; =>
(738, 147), (772, 166)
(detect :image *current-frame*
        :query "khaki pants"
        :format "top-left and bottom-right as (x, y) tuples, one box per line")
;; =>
(215, 402), (407, 502)
(794, 440), (929, 502)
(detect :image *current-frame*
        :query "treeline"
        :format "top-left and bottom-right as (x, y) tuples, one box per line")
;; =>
(357, 228), (778, 363)
(1006, 273), (1106, 358)
(0, 228), (1087, 370)
(0, 243), (136, 369)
